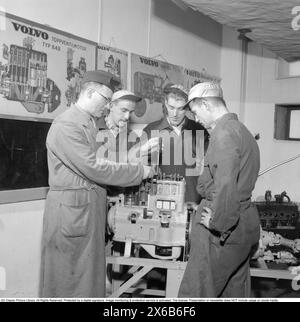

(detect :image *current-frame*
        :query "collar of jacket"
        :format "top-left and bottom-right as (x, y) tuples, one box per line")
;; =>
(97, 115), (130, 136)
(72, 104), (96, 128)
(211, 113), (238, 133)
(97, 117), (108, 130)
(156, 116), (189, 131)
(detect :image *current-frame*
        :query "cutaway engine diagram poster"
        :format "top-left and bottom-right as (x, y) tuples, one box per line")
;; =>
(183, 67), (221, 91)
(131, 53), (184, 124)
(0, 12), (96, 120)
(97, 44), (128, 88)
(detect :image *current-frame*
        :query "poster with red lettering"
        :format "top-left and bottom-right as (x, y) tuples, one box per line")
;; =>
(0, 11), (96, 121)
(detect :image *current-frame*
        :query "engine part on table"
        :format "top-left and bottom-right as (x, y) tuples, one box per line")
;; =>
(107, 174), (194, 260)
(252, 229), (300, 266)
(254, 198), (300, 238)
(274, 191), (290, 203)
(262, 250), (297, 265)
(265, 190), (272, 203)
(254, 230), (300, 257)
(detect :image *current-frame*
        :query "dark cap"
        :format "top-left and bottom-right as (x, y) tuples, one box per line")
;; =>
(81, 70), (121, 92)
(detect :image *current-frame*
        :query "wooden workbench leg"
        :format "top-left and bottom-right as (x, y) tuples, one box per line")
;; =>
(165, 268), (185, 298)
(109, 266), (153, 298)
(111, 249), (123, 294)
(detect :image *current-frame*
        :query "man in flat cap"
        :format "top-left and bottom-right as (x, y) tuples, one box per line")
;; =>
(179, 82), (260, 298)
(143, 83), (209, 204)
(39, 70), (155, 298)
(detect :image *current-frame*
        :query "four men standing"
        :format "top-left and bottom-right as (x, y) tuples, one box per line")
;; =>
(40, 69), (260, 298)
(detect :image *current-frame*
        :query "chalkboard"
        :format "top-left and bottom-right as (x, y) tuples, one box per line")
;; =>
(0, 117), (50, 191)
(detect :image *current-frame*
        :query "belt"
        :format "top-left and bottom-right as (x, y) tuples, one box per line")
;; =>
(204, 197), (251, 203)
(50, 185), (99, 191)
(240, 197), (251, 204)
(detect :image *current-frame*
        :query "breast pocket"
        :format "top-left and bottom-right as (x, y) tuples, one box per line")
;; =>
(60, 190), (91, 238)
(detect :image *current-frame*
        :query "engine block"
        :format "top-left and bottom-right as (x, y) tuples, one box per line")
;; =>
(107, 176), (192, 259)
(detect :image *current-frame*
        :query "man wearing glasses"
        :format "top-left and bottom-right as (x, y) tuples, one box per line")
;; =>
(143, 83), (209, 204)
(39, 70), (155, 298)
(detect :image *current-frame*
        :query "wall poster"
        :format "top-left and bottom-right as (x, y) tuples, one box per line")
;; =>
(183, 67), (221, 91)
(131, 53), (221, 125)
(131, 53), (184, 124)
(0, 12), (96, 121)
(97, 44), (128, 89)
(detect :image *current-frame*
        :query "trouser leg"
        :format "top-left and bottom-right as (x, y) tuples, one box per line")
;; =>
(220, 256), (251, 298)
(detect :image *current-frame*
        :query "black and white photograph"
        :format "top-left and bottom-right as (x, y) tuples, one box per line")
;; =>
(1, 0), (300, 306)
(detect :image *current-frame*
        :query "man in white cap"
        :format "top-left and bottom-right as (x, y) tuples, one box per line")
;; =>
(179, 82), (260, 298)
(39, 71), (155, 298)
(97, 89), (160, 166)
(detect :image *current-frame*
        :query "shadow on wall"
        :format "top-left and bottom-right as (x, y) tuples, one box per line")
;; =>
(152, 0), (276, 60)
(152, 0), (222, 46)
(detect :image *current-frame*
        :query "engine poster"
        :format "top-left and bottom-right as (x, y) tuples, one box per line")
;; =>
(183, 67), (221, 91)
(130, 53), (221, 125)
(131, 53), (184, 124)
(0, 12), (96, 121)
(97, 44), (128, 89)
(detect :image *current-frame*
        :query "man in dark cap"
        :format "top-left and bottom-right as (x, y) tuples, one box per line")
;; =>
(39, 70), (155, 298)
(143, 83), (209, 204)
(179, 82), (260, 298)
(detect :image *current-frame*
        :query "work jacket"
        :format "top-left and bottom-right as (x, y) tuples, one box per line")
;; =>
(143, 116), (209, 203)
(39, 105), (144, 297)
(179, 113), (261, 297)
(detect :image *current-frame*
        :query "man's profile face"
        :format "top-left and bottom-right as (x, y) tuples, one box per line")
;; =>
(165, 96), (186, 127)
(190, 99), (212, 129)
(92, 90), (110, 118)
(85, 85), (112, 118)
(110, 99), (136, 128)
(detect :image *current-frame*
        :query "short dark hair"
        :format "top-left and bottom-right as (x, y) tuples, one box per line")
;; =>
(165, 91), (187, 102)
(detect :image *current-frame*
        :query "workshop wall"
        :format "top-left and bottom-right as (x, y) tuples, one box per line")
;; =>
(0, 0), (222, 297)
(221, 26), (300, 203)
(0, 0), (100, 41)
(246, 43), (300, 203)
(220, 26), (242, 116)
(0, 200), (44, 297)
